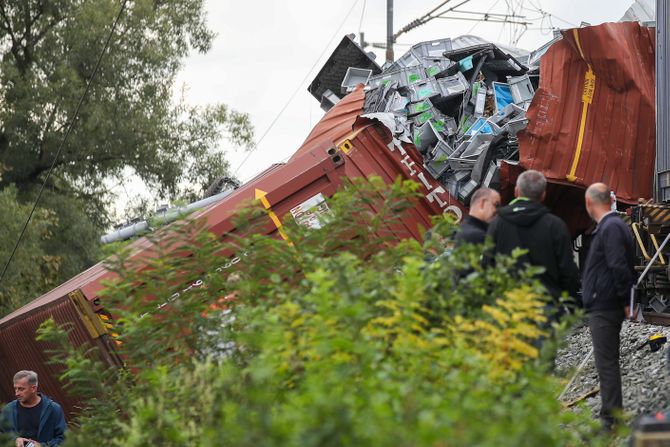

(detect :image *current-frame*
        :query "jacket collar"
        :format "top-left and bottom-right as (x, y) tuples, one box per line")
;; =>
(594, 211), (618, 232)
(464, 215), (488, 231)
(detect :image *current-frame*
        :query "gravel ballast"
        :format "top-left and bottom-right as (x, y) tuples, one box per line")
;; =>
(556, 320), (670, 418)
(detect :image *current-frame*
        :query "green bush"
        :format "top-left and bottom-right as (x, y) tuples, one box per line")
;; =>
(37, 178), (605, 446)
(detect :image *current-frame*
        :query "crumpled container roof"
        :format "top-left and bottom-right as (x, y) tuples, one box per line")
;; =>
(518, 22), (656, 204)
(292, 86), (365, 159)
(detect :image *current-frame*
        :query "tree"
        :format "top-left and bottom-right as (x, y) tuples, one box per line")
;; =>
(0, 0), (254, 312)
(0, 186), (60, 316)
(0, 0), (253, 206)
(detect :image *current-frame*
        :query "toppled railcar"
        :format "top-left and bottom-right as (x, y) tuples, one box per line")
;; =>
(0, 88), (463, 417)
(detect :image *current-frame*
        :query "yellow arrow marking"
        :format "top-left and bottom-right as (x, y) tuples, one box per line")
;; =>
(566, 28), (596, 183)
(255, 189), (293, 245)
(255, 188), (271, 208)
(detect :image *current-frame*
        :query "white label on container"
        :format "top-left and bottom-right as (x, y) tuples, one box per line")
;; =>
(290, 193), (330, 229)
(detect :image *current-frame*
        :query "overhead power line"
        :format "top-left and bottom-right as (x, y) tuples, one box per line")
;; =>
(394, 0), (473, 40)
(233, 0), (362, 177)
(0, 0), (130, 286)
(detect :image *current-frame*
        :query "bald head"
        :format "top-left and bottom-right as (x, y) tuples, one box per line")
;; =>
(469, 187), (501, 223)
(585, 182), (612, 222)
(585, 183), (610, 205)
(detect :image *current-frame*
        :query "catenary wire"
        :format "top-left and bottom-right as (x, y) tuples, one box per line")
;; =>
(466, 0), (503, 34)
(0, 0), (130, 285)
(233, 0), (362, 177)
(358, 0), (367, 34)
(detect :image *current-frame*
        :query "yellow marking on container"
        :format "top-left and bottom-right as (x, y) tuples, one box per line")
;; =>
(255, 189), (293, 246)
(336, 124), (375, 153)
(566, 29), (596, 183)
(339, 139), (353, 154)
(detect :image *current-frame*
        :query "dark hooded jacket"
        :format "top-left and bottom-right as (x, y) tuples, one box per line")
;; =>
(1, 394), (66, 446)
(487, 198), (579, 300)
(454, 215), (488, 246)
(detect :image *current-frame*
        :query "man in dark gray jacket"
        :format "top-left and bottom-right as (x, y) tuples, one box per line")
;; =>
(454, 188), (501, 246)
(487, 170), (579, 309)
(582, 182), (635, 430)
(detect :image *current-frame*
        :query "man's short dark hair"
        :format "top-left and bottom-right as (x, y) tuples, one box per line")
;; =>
(470, 188), (495, 206)
(516, 170), (546, 202)
(13, 370), (38, 386)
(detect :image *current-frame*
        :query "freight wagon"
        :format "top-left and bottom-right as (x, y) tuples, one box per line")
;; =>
(0, 86), (465, 418)
(0, 17), (666, 419)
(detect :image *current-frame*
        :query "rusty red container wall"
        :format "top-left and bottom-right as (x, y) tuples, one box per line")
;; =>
(519, 22), (656, 203)
(344, 124), (462, 233)
(206, 127), (446, 243)
(0, 86), (452, 412)
(0, 295), (104, 417)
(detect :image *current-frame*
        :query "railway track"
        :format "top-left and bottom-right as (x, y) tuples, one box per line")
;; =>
(643, 312), (670, 326)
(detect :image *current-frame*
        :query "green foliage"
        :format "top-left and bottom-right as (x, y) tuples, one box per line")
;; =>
(0, 0), (254, 202)
(38, 178), (605, 446)
(0, 0), (255, 314)
(0, 186), (61, 316)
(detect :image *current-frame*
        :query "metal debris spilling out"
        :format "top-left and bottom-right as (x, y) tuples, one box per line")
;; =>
(353, 37), (534, 205)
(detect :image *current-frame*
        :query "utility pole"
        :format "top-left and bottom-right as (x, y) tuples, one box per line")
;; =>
(386, 0), (394, 62)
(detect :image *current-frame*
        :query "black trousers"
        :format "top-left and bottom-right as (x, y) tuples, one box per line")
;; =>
(587, 308), (625, 425)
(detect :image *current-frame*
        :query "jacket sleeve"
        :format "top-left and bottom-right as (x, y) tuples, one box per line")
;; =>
(553, 219), (580, 298)
(0, 403), (17, 437)
(46, 404), (66, 446)
(602, 223), (634, 301)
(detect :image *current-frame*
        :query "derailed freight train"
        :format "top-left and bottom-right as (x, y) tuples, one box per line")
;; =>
(0, 87), (465, 418)
(312, 23), (662, 311)
(0, 20), (663, 418)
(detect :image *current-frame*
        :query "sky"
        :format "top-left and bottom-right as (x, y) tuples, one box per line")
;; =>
(115, 0), (639, 214)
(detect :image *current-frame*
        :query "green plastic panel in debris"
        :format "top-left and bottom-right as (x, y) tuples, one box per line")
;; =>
(426, 66), (440, 77)
(459, 115), (474, 133)
(416, 111), (435, 125)
(408, 72), (422, 83)
(410, 101), (430, 114)
(432, 119), (446, 132)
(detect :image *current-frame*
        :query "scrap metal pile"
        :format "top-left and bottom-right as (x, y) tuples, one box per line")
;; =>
(348, 38), (536, 205)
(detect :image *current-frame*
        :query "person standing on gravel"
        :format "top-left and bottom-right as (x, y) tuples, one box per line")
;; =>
(487, 170), (580, 318)
(582, 182), (635, 430)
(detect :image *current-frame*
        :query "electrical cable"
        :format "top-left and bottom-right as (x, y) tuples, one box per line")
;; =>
(0, 0), (129, 285)
(393, 0), (453, 40)
(358, 0), (366, 35)
(466, 0), (503, 34)
(524, 0), (578, 27)
(233, 0), (361, 177)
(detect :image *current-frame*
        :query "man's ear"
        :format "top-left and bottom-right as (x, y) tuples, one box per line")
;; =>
(541, 191), (546, 202)
(514, 185), (520, 197)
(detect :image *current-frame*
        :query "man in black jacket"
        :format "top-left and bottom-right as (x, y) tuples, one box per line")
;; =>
(487, 170), (579, 310)
(582, 182), (634, 430)
(454, 188), (501, 245)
